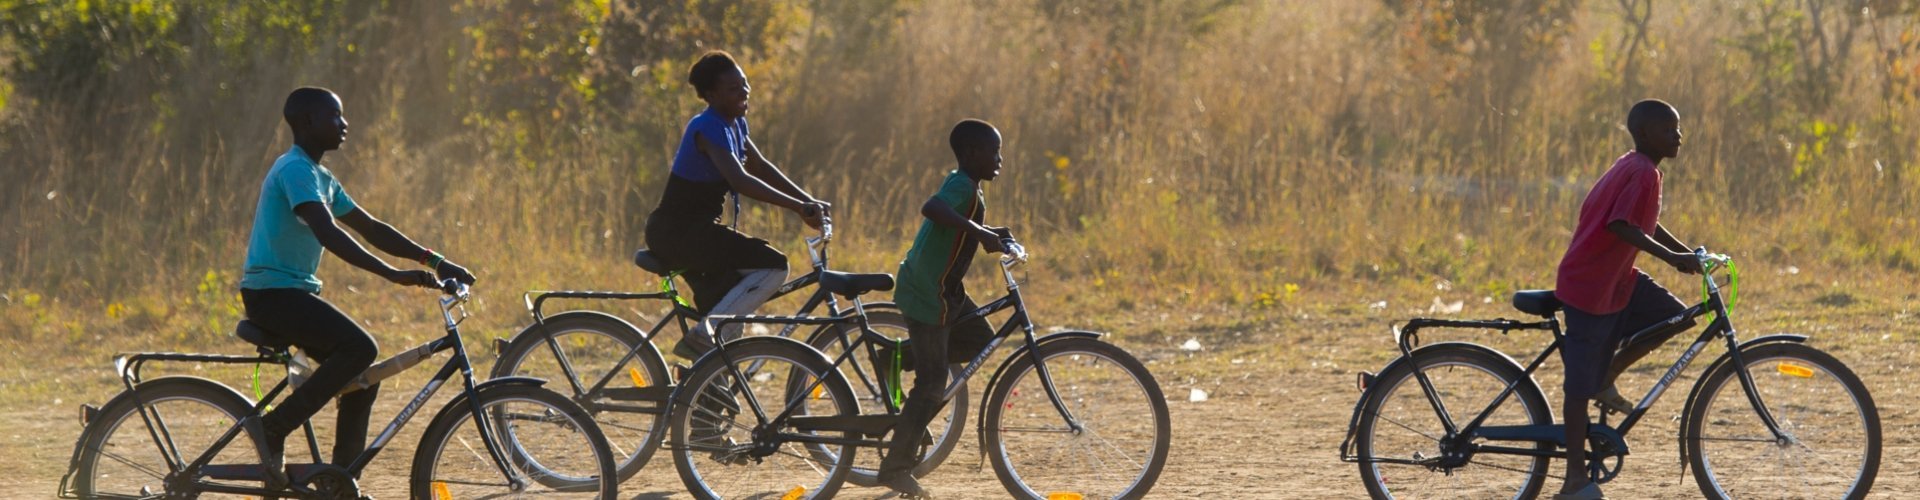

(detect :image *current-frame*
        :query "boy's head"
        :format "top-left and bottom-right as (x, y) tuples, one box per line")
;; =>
(1627, 99), (1682, 160)
(284, 87), (347, 152)
(949, 119), (1002, 181)
(688, 50), (750, 118)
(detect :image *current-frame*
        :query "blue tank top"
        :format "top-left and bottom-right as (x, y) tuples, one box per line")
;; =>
(670, 107), (748, 183)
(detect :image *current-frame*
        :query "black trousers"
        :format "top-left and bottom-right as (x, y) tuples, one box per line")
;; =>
(240, 288), (381, 466)
(878, 313), (993, 478)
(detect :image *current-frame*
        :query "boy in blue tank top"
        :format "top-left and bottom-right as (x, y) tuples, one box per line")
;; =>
(644, 50), (830, 360)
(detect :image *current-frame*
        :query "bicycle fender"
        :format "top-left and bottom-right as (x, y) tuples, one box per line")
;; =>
(59, 377), (253, 498)
(671, 336), (838, 406)
(973, 331), (1105, 446)
(503, 310), (650, 356)
(1675, 334), (1808, 475)
(1338, 342), (1542, 463)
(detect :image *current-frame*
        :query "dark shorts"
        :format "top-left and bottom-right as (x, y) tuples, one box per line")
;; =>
(1561, 271), (1687, 399)
(644, 212), (787, 313)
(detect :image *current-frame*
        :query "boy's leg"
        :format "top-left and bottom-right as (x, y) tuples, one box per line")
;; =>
(1603, 272), (1692, 388)
(240, 289), (381, 442)
(879, 318), (951, 488)
(332, 382), (380, 466)
(671, 226), (789, 358)
(1559, 306), (1623, 495)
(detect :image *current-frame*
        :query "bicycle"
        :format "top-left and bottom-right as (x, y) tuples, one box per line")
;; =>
(670, 238), (1172, 500)
(59, 280), (619, 499)
(1339, 249), (1881, 499)
(493, 223), (968, 485)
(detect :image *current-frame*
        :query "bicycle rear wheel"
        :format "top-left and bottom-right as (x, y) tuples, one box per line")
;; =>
(802, 307), (967, 485)
(670, 337), (857, 500)
(1685, 342), (1879, 500)
(981, 337), (1169, 500)
(1353, 342), (1552, 500)
(493, 311), (670, 482)
(411, 383), (617, 498)
(72, 376), (263, 497)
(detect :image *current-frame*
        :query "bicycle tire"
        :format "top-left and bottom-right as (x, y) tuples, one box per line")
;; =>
(669, 336), (857, 500)
(1353, 342), (1552, 500)
(493, 310), (670, 482)
(410, 383), (618, 498)
(72, 376), (262, 498)
(1684, 342), (1880, 499)
(981, 337), (1169, 500)
(799, 306), (968, 486)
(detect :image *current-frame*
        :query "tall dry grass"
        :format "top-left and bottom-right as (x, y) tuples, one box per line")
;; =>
(2, 0), (1918, 354)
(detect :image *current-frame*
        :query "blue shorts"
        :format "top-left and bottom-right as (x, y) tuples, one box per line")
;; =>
(1561, 271), (1687, 400)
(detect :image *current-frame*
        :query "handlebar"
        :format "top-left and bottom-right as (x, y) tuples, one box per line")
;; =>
(1001, 239), (1029, 266)
(807, 221), (834, 248)
(439, 279), (470, 300)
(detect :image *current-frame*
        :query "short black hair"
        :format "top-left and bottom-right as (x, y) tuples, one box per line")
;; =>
(687, 50), (739, 95)
(283, 87), (337, 128)
(949, 119), (998, 159)
(1626, 99), (1677, 136)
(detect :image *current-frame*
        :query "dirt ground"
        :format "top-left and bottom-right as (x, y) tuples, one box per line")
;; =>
(8, 284), (1917, 499)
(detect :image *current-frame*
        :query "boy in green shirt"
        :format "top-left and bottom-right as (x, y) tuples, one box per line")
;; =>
(878, 119), (1011, 497)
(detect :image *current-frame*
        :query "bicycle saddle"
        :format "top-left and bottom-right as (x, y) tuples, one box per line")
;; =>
(632, 249), (675, 277)
(820, 271), (894, 298)
(233, 320), (291, 351)
(1510, 290), (1563, 317)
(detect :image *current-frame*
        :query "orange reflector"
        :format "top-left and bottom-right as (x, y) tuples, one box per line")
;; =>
(811, 384), (824, 400)
(1047, 492), (1085, 500)
(781, 485), (807, 500)
(1777, 363), (1815, 378)
(628, 367), (649, 387)
(432, 481), (453, 499)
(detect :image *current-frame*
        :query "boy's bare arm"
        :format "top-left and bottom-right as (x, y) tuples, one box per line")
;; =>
(921, 197), (1006, 253)
(742, 137), (822, 208)
(294, 203), (435, 286)
(338, 208), (428, 260)
(1607, 220), (1702, 274)
(1652, 223), (1691, 254)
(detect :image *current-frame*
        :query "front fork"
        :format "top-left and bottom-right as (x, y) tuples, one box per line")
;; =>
(1012, 290), (1084, 434)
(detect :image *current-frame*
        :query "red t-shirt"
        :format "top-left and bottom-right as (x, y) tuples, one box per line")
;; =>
(1556, 151), (1663, 314)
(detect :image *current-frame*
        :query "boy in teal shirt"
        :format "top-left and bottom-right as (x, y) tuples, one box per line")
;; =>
(879, 119), (1011, 497)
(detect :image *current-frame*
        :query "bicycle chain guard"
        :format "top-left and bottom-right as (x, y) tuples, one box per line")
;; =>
(1585, 426), (1630, 484)
(295, 465), (360, 500)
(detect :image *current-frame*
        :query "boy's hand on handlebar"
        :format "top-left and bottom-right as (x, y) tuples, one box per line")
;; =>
(974, 228), (1008, 254)
(1663, 251), (1704, 275)
(800, 201), (830, 229)
(435, 259), (477, 285)
(384, 268), (439, 288)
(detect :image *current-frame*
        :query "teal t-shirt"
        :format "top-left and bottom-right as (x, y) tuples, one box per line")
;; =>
(239, 145), (358, 293)
(896, 170), (985, 325)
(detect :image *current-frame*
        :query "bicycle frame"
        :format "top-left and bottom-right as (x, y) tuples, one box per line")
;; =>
(64, 285), (530, 497)
(516, 229), (877, 411)
(698, 241), (1086, 451)
(1340, 251), (1788, 466)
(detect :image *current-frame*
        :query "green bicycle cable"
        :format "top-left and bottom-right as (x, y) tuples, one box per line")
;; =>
(889, 340), (906, 409)
(661, 272), (692, 309)
(1700, 259), (1739, 319)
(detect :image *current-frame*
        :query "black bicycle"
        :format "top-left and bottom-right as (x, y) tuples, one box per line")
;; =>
(59, 281), (619, 499)
(670, 238), (1172, 500)
(492, 223), (967, 485)
(1339, 249), (1881, 499)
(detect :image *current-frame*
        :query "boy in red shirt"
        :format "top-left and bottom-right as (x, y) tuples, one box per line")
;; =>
(1552, 99), (1702, 499)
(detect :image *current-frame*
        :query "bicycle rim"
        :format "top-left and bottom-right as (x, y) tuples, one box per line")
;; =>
(1691, 346), (1878, 499)
(988, 340), (1168, 499)
(675, 346), (854, 499)
(418, 389), (613, 497)
(1358, 348), (1548, 500)
(496, 316), (665, 477)
(76, 378), (258, 498)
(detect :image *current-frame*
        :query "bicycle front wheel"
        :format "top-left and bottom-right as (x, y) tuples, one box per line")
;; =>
(1353, 342), (1552, 500)
(802, 307), (968, 485)
(1686, 342), (1880, 499)
(982, 337), (1169, 500)
(670, 337), (858, 500)
(410, 383), (617, 498)
(72, 376), (263, 497)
